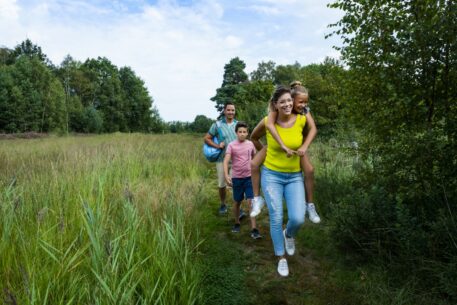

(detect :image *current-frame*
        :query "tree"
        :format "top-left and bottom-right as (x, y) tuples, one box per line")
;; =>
(119, 66), (155, 132)
(273, 62), (301, 85)
(81, 57), (126, 132)
(233, 80), (274, 130)
(328, 0), (457, 298)
(299, 58), (348, 134)
(0, 56), (65, 132)
(250, 61), (276, 82)
(211, 57), (248, 112)
(11, 39), (52, 66)
(190, 115), (214, 133)
(0, 47), (12, 66)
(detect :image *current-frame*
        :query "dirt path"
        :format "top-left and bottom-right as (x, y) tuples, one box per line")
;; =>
(198, 200), (361, 305)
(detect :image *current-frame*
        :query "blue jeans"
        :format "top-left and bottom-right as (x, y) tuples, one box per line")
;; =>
(261, 166), (305, 256)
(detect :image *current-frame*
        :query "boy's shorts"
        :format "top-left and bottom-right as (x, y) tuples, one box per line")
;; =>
(232, 177), (253, 203)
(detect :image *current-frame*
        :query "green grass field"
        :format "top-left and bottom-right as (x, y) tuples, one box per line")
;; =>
(0, 134), (212, 304)
(2, 133), (441, 305)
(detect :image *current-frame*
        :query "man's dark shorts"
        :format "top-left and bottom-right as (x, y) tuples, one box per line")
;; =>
(232, 177), (254, 203)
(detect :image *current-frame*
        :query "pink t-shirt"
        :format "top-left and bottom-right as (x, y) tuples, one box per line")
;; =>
(226, 140), (256, 178)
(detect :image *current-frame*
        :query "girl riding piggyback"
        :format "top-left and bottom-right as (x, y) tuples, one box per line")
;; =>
(250, 81), (321, 224)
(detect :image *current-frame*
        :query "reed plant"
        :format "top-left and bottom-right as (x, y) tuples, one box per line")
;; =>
(0, 133), (211, 304)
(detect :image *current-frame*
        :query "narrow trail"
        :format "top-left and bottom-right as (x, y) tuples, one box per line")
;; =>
(198, 194), (361, 305)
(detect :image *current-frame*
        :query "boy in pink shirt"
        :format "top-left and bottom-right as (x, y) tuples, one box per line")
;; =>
(223, 122), (261, 239)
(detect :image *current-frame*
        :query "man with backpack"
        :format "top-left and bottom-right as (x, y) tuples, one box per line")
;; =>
(204, 102), (238, 214)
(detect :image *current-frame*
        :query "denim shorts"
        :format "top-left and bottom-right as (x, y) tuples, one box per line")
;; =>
(232, 177), (254, 203)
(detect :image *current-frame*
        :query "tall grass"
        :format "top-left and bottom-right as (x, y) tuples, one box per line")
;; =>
(0, 133), (211, 304)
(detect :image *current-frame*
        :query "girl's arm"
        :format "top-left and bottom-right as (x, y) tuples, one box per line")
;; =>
(266, 111), (294, 157)
(297, 112), (317, 156)
(250, 119), (266, 151)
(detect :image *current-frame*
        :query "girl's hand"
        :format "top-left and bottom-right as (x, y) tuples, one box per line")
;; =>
(281, 145), (295, 157)
(297, 147), (307, 157)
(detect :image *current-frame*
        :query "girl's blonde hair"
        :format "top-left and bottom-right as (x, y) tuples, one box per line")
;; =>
(289, 81), (309, 98)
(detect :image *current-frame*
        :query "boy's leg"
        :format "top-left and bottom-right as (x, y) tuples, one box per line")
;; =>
(233, 201), (241, 224)
(244, 177), (262, 239)
(244, 177), (257, 228)
(231, 201), (241, 233)
(231, 178), (243, 232)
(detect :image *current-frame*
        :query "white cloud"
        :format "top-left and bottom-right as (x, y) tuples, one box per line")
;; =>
(224, 35), (243, 48)
(0, 0), (344, 121)
(0, 0), (20, 20)
(246, 5), (280, 15)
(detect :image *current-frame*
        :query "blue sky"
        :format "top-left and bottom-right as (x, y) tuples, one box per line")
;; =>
(0, 0), (344, 121)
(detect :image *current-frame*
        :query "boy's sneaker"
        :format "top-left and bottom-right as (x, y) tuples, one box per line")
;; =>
(283, 229), (295, 256)
(250, 228), (262, 239)
(250, 196), (265, 217)
(218, 204), (227, 215)
(239, 208), (246, 220)
(277, 258), (289, 277)
(307, 203), (321, 223)
(231, 224), (241, 233)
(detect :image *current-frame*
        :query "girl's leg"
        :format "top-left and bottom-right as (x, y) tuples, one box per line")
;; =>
(301, 154), (321, 223)
(300, 154), (314, 203)
(250, 147), (267, 217)
(260, 167), (285, 256)
(251, 146), (267, 197)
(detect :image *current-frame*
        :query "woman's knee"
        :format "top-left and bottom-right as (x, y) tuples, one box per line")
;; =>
(289, 214), (305, 227)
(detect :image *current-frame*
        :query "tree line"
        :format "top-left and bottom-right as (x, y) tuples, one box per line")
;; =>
(0, 39), (345, 135)
(0, 39), (163, 134)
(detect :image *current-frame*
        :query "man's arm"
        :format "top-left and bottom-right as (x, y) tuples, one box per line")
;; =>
(204, 122), (225, 149)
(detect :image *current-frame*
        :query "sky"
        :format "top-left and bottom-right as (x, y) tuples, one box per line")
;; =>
(0, 0), (344, 122)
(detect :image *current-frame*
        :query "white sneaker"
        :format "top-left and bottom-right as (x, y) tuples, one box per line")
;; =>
(283, 229), (295, 256)
(277, 258), (289, 277)
(307, 203), (321, 223)
(250, 196), (265, 217)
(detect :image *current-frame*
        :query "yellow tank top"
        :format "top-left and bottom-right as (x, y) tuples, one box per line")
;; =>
(264, 114), (307, 172)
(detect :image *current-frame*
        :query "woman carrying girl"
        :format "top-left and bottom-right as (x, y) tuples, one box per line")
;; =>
(250, 86), (307, 276)
(250, 81), (321, 223)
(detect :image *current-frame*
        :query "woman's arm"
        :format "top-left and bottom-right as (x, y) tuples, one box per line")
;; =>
(297, 113), (317, 156)
(250, 119), (266, 151)
(266, 111), (294, 157)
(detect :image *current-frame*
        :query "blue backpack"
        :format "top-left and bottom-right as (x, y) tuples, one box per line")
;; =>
(203, 121), (223, 162)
